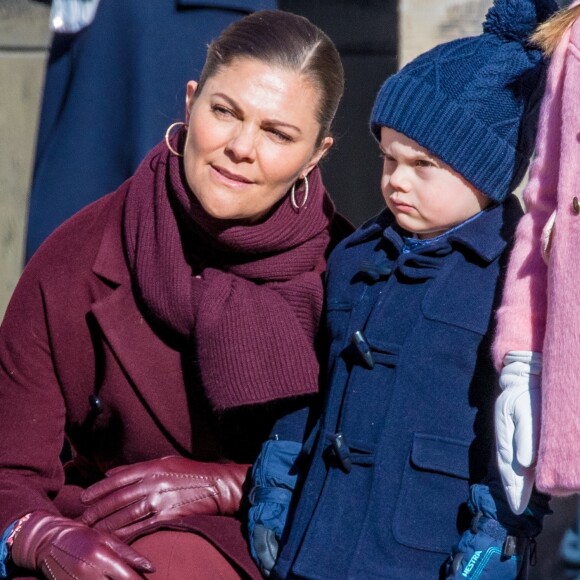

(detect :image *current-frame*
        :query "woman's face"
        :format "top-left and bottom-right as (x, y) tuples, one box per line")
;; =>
(183, 58), (333, 222)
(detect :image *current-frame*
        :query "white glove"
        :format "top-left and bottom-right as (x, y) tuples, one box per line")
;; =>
(495, 351), (542, 515)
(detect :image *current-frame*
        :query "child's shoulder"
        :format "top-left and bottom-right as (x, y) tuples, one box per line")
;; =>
(325, 209), (394, 288)
(447, 194), (523, 258)
(334, 209), (394, 255)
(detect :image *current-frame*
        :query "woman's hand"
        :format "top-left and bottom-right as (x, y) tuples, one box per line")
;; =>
(81, 456), (250, 541)
(10, 511), (153, 579)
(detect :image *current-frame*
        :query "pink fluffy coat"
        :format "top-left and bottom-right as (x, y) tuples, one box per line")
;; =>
(493, 10), (580, 495)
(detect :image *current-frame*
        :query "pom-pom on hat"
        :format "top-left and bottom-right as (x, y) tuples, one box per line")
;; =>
(370, 0), (558, 203)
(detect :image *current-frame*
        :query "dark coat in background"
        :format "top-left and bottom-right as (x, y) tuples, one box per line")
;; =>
(26, 0), (274, 260)
(274, 196), (523, 579)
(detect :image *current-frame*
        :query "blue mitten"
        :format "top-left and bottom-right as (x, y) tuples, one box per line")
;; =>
(248, 439), (302, 577)
(446, 516), (530, 579)
(446, 483), (546, 580)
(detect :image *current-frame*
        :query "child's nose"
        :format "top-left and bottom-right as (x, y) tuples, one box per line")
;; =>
(388, 165), (410, 191)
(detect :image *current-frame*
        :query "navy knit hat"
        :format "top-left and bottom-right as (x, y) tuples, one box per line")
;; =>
(370, 0), (558, 202)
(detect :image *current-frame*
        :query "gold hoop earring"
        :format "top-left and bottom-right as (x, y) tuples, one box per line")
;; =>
(165, 121), (185, 157)
(290, 174), (309, 211)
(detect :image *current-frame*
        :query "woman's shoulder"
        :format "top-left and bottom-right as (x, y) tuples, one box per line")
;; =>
(1, 186), (128, 337)
(30, 186), (126, 270)
(22, 184), (128, 290)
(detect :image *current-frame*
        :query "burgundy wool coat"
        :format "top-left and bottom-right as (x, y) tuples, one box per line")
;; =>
(0, 181), (287, 578)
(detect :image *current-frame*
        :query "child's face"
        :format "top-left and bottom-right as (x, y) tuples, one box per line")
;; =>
(379, 127), (490, 239)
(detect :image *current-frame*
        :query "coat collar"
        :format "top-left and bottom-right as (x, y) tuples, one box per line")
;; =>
(345, 194), (521, 264)
(443, 195), (521, 263)
(345, 209), (394, 248)
(92, 182), (131, 286)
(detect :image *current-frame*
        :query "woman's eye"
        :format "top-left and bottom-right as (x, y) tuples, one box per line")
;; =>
(267, 128), (293, 143)
(211, 104), (234, 118)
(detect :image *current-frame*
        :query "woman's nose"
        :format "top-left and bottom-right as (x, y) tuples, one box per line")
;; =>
(225, 124), (256, 162)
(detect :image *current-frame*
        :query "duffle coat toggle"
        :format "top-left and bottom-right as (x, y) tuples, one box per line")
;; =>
(351, 330), (374, 368)
(330, 433), (352, 473)
(323, 431), (376, 472)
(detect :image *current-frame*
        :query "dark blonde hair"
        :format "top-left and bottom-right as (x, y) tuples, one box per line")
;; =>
(197, 10), (344, 145)
(530, 3), (580, 54)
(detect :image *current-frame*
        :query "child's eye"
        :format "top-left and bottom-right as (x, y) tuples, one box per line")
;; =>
(415, 159), (435, 168)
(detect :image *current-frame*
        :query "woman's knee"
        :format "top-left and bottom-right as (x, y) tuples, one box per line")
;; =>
(131, 531), (242, 580)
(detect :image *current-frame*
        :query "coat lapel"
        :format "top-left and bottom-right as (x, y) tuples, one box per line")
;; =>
(89, 188), (193, 453)
(90, 286), (193, 453)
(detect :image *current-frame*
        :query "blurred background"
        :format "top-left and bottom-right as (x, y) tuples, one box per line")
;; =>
(0, 1), (577, 577)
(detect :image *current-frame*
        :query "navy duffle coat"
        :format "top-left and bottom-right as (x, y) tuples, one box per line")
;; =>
(275, 196), (523, 579)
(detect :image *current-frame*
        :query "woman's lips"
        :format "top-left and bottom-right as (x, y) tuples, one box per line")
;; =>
(211, 165), (253, 185)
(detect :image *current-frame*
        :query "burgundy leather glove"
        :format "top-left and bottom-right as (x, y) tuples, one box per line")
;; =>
(11, 511), (154, 579)
(81, 456), (250, 541)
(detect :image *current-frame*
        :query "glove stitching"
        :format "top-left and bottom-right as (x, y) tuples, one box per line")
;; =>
(42, 561), (59, 580)
(51, 542), (98, 570)
(158, 484), (216, 493)
(47, 549), (88, 580)
(151, 473), (214, 481)
(168, 490), (220, 509)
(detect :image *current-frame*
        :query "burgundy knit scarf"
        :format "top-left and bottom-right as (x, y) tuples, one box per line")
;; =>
(123, 133), (337, 410)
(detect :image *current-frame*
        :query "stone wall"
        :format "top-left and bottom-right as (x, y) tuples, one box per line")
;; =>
(0, 0), (50, 320)
(400, 0), (570, 66)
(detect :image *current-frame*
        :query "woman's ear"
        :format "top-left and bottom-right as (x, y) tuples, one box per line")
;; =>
(303, 136), (334, 178)
(185, 81), (199, 124)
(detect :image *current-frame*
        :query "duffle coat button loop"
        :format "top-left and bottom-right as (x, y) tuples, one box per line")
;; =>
(330, 433), (352, 473)
(573, 196), (580, 215)
(351, 330), (374, 369)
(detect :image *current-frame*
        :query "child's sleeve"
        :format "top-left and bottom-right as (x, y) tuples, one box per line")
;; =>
(247, 402), (317, 576)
